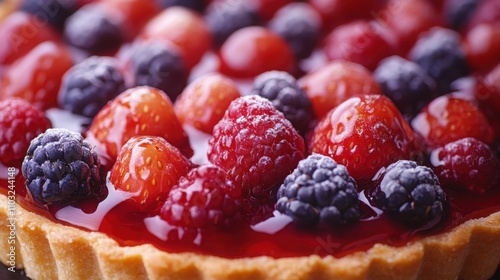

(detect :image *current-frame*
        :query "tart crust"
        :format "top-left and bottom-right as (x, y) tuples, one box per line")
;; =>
(1, 194), (499, 280)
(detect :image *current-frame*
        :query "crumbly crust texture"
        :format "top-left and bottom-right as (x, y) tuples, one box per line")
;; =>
(1, 194), (499, 280)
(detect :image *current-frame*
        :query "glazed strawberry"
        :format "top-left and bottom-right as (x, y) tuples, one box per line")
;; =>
(218, 26), (295, 78)
(0, 41), (73, 110)
(411, 95), (495, 149)
(0, 98), (51, 167)
(299, 60), (382, 119)
(430, 137), (499, 193)
(0, 12), (60, 66)
(309, 94), (420, 188)
(87, 86), (193, 166)
(160, 165), (243, 229)
(140, 7), (212, 70)
(110, 136), (191, 212)
(174, 73), (241, 134)
(208, 95), (305, 220)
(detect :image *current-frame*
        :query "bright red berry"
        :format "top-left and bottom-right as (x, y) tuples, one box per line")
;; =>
(430, 137), (500, 193)
(174, 73), (241, 134)
(87, 86), (193, 166)
(411, 95), (495, 149)
(140, 7), (212, 70)
(160, 165), (243, 229)
(252, 0), (294, 20)
(208, 95), (305, 218)
(0, 98), (52, 167)
(463, 23), (500, 73)
(0, 41), (73, 110)
(309, 94), (420, 187)
(299, 60), (382, 119)
(110, 136), (191, 212)
(218, 26), (295, 78)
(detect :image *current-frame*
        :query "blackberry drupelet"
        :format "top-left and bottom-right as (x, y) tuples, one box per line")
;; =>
(369, 160), (446, 228)
(373, 55), (437, 120)
(20, 0), (77, 30)
(21, 128), (105, 206)
(268, 3), (321, 60)
(276, 154), (360, 227)
(409, 27), (470, 94)
(63, 4), (123, 54)
(251, 71), (314, 135)
(58, 56), (126, 118)
(131, 42), (188, 101)
(205, 0), (260, 47)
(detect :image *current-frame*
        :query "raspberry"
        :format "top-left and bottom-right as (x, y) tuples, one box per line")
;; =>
(463, 23), (500, 72)
(58, 56), (126, 118)
(369, 160), (446, 228)
(430, 137), (500, 193)
(276, 154), (360, 227)
(409, 27), (470, 94)
(20, 0), (77, 30)
(208, 95), (305, 218)
(160, 165), (243, 229)
(0, 98), (52, 166)
(373, 56), (437, 120)
(250, 71), (314, 135)
(268, 2), (321, 60)
(21, 128), (105, 206)
(63, 4), (123, 54)
(205, 0), (260, 47)
(130, 42), (188, 101)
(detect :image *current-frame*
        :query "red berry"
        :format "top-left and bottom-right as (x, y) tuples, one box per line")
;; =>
(0, 12), (60, 66)
(309, 94), (420, 187)
(462, 23), (500, 73)
(0, 41), (73, 110)
(0, 98), (52, 166)
(87, 86), (193, 166)
(208, 95), (305, 217)
(411, 95), (495, 149)
(253, 0), (294, 20)
(160, 165), (243, 229)
(465, 0), (500, 32)
(299, 60), (382, 119)
(430, 137), (499, 193)
(323, 20), (394, 71)
(174, 73), (241, 134)
(110, 136), (191, 212)
(218, 26), (295, 78)
(140, 7), (212, 70)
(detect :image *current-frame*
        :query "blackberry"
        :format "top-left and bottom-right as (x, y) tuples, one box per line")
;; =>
(21, 128), (105, 206)
(131, 42), (188, 101)
(369, 160), (446, 228)
(251, 71), (314, 135)
(276, 154), (360, 227)
(205, 0), (260, 47)
(63, 4), (123, 54)
(58, 56), (126, 118)
(409, 27), (470, 94)
(157, 0), (205, 12)
(373, 56), (437, 120)
(444, 0), (478, 30)
(20, 0), (77, 30)
(268, 3), (321, 60)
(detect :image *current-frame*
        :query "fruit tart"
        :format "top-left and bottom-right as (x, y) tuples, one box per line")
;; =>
(1, 0), (500, 279)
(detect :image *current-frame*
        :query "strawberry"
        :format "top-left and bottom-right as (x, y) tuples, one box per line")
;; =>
(86, 86), (193, 166)
(174, 73), (241, 134)
(110, 136), (191, 212)
(0, 98), (52, 167)
(411, 95), (495, 149)
(309, 94), (421, 188)
(0, 41), (73, 110)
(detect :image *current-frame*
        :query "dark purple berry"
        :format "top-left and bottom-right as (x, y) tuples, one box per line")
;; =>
(157, 0), (205, 12)
(131, 42), (188, 101)
(409, 27), (470, 94)
(373, 55), (437, 120)
(205, 0), (260, 47)
(20, 0), (77, 31)
(369, 160), (446, 228)
(276, 154), (360, 227)
(58, 56), (126, 118)
(444, 0), (479, 30)
(21, 128), (105, 206)
(251, 71), (314, 135)
(268, 3), (321, 60)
